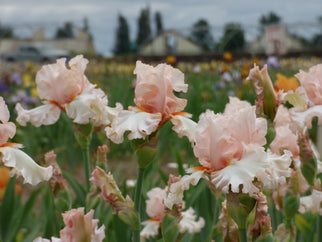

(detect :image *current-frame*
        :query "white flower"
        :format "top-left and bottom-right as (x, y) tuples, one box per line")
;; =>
(179, 207), (205, 233)
(140, 220), (160, 239)
(164, 169), (206, 209)
(299, 189), (322, 215)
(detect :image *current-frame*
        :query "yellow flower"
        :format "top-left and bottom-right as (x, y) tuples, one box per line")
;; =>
(30, 87), (38, 97)
(223, 52), (233, 62)
(22, 73), (33, 88)
(274, 73), (299, 92)
(166, 55), (177, 66)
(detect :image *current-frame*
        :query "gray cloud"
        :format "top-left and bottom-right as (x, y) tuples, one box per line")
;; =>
(1, 0), (321, 55)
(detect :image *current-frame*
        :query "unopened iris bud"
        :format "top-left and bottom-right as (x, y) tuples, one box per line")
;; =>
(247, 64), (277, 121)
(90, 166), (140, 230)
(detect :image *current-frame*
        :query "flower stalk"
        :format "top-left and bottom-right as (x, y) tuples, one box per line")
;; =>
(73, 121), (94, 192)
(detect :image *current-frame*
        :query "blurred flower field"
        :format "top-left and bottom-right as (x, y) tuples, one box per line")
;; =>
(0, 55), (321, 241)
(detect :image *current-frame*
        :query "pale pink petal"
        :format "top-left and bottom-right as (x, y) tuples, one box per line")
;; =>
(227, 104), (267, 147)
(134, 61), (187, 118)
(105, 108), (161, 144)
(15, 102), (61, 127)
(270, 125), (299, 157)
(0, 96), (10, 123)
(274, 105), (292, 127)
(194, 99), (267, 171)
(36, 55), (89, 105)
(140, 220), (160, 239)
(170, 114), (197, 144)
(211, 147), (269, 195)
(179, 207), (205, 233)
(194, 110), (241, 170)
(146, 187), (166, 220)
(60, 208), (105, 242)
(295, 64), (322, 105)
(224, 96), (252, 114)
(0, 97), (16, 145)
(0, 146), (53, 185)
(0, 122), (16, 146)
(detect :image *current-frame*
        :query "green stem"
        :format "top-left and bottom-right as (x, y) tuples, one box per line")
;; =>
(318, 215), (322, 242)
(239, 228), (247, 242)
(82, 148), (91, 193)
(132, 168), (145, 242)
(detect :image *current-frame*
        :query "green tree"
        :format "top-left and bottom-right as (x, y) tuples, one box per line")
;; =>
(259, 12), (281, 31)
(136, 7), (151, 47)
(114, 14), (130, 55)
(155, 11), (163, 35)
(55, 22), (74, 39)
(190, 19), (214, 51)
(0, 22), (14, 38)
(220, 23), (245, 52)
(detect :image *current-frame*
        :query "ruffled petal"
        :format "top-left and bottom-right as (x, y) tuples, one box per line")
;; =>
(0, 146), (53, 185)
(15, 102), (61, 127)
(211, 147), (269, 195)
(299, 189), (322, 215)
(0, 122), (16, 146)
(258, 150), (292, 190)
(164, 169), (205, 209)
(295, 64), (322, 105)
(290, 105), (322, 129)
(0, 96), (10, 123)
(133, 61), (187, 118)
(170, 113), (197, 144)
(36, 55), (89, 105)
(105, 108), (161, 144)
(179, 207), (205, 233)
(270, 125), (299, 157)
(140, 220), (160, 239)
(146, 187), (167, 220)
(65, 84), (119, 126)
(60, 208), (105, 242)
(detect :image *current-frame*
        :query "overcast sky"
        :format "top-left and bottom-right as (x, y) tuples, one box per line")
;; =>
(1, 0), (321, 55)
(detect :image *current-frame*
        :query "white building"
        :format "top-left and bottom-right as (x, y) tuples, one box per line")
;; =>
(139, 30), (203, 56)
(248, 25), (303, 55)
(0, 28), (95, 55)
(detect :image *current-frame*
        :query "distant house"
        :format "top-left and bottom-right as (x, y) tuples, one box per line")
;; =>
(248, 25), (303, 55)
(0, 28), (95, 55)
(139, 30), (203, 56)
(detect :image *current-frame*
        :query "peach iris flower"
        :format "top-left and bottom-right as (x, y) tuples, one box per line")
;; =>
(285, 64), (322, 131)
(166, 97), (292, 206)
(34, 207), (105, 242)
(16, 55), (120, 127)
(295, 64), (322, 105)
(0, 97), (52, 186)
(141, 186), (205, 239)
(106, 61), (188, 143)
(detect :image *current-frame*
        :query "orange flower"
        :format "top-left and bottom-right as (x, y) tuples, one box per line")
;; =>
(274, 73), (299, 92)
(0, 166), (21, 201)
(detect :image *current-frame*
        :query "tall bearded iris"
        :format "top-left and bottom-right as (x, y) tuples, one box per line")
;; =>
(166, 97), (292, 208)
(105, 61), (189, 143)
(15, 55), (120, 127)
(0, 97), (52, 185)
